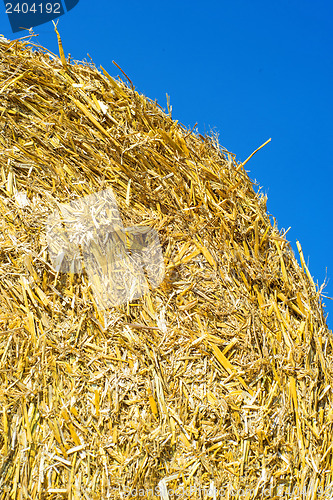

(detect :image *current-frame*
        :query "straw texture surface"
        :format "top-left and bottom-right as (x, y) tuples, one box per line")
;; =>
(0, 35), (332, 499)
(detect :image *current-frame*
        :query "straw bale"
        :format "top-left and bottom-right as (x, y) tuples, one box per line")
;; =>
(0, 33), (332, 500)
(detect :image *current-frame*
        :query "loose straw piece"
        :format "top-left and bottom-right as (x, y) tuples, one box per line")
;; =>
(52, 20), (67, 70)
(237, 137), (271, 171)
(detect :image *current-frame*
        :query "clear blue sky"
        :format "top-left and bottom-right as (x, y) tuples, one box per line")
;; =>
(1, 0), (332, 327)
